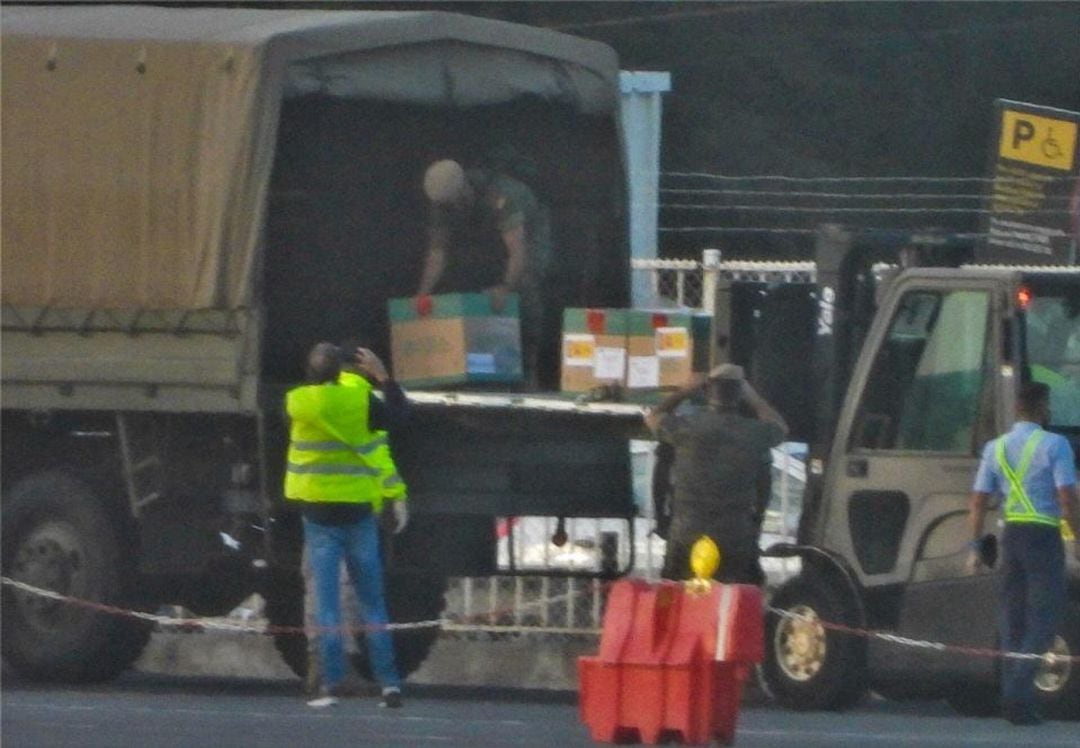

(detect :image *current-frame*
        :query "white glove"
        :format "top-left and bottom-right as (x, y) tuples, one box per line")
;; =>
(391, 500), (409, 534)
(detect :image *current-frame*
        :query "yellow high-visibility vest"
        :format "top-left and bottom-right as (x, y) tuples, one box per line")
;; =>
(338, 371), (408, 505)
(997, 431), (1060, 528)
(284, 383), (383, 505)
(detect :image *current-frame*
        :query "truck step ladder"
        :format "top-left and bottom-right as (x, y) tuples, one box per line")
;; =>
(115, 413), (166, 517)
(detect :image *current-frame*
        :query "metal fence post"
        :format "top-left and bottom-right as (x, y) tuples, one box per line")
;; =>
(701, 248), (721, 315)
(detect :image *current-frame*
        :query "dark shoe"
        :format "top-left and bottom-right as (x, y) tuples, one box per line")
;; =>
(379, 687), (402, 709)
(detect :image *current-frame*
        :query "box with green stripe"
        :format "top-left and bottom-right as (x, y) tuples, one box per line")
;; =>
(560, 308), (630, 392)
(389, 292), (522, 387)
(626, 309), (704, 390)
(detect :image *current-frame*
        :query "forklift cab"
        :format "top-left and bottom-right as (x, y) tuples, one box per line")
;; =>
(761, 224), (1080, 715)
(818, 266), (1080, 701)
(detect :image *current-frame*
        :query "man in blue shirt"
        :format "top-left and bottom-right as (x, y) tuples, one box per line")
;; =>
(969, 381), (1080, 725)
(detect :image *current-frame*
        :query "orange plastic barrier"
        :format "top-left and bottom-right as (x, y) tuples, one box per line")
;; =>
(578, 579), (763, 746)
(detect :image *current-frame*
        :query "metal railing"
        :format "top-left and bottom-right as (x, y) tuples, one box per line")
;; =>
(444, 445), (806, 632)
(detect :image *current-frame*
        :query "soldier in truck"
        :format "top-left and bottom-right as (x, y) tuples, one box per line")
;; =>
(418, 158), (552, 388)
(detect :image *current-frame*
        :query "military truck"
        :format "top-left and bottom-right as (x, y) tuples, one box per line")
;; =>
(1, 6), (646, 683)
(717, 227), (1080, 718)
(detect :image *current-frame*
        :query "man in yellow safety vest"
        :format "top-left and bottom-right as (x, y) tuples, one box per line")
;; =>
(969, 381), (1080, 726)
(285, 342), (408, 709)
(300, 342), (410, 697)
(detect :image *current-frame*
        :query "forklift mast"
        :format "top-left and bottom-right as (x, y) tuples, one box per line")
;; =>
(808, 225), (976, 459)
(798, 224), (975, 542)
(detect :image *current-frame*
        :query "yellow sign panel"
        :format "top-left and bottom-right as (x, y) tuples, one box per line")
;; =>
(998, 109), (1078, 171)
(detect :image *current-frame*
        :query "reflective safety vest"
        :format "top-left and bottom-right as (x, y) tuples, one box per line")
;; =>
(284, 383), (383, 505)
(338, 371), (408, 504)
(997, 430), (1060, 528)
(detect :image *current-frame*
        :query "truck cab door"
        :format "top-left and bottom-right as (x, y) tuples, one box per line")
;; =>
(820, 277), (1005, 678)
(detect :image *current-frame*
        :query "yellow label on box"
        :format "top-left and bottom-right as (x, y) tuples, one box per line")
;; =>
(999, 109), (1078, 171)
(563, 334), (596, 367)
(656, 327), (689, 358)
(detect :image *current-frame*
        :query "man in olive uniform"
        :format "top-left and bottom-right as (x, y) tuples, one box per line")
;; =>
(418, 159), (552, 388)
(645, 364), (788, 584)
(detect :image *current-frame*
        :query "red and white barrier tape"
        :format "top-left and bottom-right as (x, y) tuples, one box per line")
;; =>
(0, 576), (440, 635)
(2, 575), (1076, 665)
(0, 575), (594, 636)
(766, 605), (1080, 665)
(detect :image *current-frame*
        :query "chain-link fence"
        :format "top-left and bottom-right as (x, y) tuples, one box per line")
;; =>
(634, 257), (707, 309)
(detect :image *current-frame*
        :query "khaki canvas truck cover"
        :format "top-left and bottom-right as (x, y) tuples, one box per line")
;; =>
(1, 5), (618, 310)
(0, 6), (618, 412)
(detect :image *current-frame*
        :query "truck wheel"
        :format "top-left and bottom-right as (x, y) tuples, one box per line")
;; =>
(763, 575), (867, 710)
(264, 564), (309, 679)
(1, 471), (151, 682)
(264, 567), (448, 684)
(1037, 601), (1080, 720)
(351, 571), (447, 682)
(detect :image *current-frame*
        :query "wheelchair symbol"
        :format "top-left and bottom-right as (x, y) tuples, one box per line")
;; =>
(1042, 128), (1063, 160)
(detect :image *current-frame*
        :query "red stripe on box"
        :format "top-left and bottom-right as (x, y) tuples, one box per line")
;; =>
(586, 309), (606, 334)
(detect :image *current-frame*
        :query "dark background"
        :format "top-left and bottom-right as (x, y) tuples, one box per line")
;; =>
(167, 1), (1080, 259)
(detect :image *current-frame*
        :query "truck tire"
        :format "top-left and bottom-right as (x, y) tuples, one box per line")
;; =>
(1037, 601), (1080, 720)
(1, 471), (151, 682)
(351, 571), (447, 682)
(763, 575), (867, 710)
(264, 566), (448, 684)
(264, 563), (309, 679)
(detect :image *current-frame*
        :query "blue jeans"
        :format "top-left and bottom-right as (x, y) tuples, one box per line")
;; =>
(303, 515), (401, 690)
(999, 523), (1065, 715)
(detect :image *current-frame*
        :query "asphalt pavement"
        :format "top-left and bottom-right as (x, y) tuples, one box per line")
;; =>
(3, 673), (1080, 748)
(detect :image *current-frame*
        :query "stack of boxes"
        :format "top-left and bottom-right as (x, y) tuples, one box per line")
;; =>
(561, 308), (712, 393)
(386, 293), (712, 393)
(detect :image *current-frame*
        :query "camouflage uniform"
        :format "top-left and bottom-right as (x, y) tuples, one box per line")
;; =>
(656, 409), (785, 584)
(429, 170), (552, 385)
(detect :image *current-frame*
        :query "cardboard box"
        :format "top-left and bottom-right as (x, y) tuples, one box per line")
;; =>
(388, 293), (522, 387)
(625, 310), (696, 390)
(560, 308), (630, 392)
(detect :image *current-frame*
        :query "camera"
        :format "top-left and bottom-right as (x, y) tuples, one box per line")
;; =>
(335, 345), (358, 366)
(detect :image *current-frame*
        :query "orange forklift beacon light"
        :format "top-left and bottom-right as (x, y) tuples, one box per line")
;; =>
(1016, 285), (1034, 310)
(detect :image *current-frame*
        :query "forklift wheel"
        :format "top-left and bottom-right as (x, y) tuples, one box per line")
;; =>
(763, 575), (867, 711)
(1038, 601), (1080, 720)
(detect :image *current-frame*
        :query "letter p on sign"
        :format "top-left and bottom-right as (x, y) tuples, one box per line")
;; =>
(999, 109), (1078, 171)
